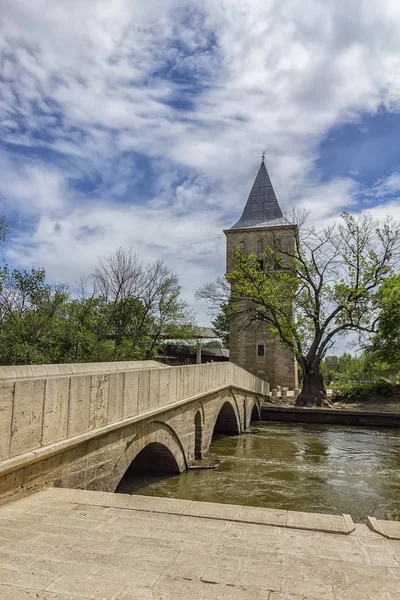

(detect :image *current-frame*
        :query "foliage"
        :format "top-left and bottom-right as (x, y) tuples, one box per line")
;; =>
(198, 212), (400, 406)
(367, 274), (400, 369)
(0, 247), (195, 365)
(320, 352), (397, 383)
(0, 215), (9, 246)
(211, 302), (230, 347)
(332, 380), (400, 400)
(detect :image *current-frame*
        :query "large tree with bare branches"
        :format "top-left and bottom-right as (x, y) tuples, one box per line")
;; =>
(93, 247), (196, 358)
(197, 213), (400, 406)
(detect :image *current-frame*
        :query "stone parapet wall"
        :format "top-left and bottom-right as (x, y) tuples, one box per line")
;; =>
(0, 360), (167, 382)
(0, 361), (268, 464)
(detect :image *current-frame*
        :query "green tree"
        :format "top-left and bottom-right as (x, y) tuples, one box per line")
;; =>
(92, 247), (196, 359)
(211, 303), (230, 348)
(198, 213), (400, 407)
(0, 267), (70, 364)
(367, 274), (400, 372)
(0, 243), (195, 365)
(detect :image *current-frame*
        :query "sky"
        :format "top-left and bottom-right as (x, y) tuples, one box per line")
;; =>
(1, 0), (400, 338)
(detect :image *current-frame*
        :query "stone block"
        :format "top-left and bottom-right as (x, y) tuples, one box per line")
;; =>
(29, 557), (97, 577)
(68, 376), (91, 437)
(149, 368), (160, 409)
(123, 370), (138, 418)
(89, 374), (110, 430)
(286, 511), (354, 534)
(31, 365), (48, 379)
(42, 378), (70, 446)
(368, 517), (400, 540)
(183, 500), (242, 521)
(0, 366), (18, 381)
(13, 366), (34, 379)
(183, 366), (194, 398)
(193, 365), (201, 396)
(168, 368), (178, 405)
(159, 368), (170, 408)
(0, 382), (13, 461)
(137, 370), (150, 412)
(10, 379), (45, 457)
(108, 372), (124, 423)
(237, 506), (287, 527)
(124, 495), (192, 515)
(44, 364), (61, 377)
(46, 575), (126, 599)
(175, 366), (185, 401)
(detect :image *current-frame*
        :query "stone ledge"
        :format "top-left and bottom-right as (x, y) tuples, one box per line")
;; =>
(0, 360), (168, 382)
(368, 516), (400, 540)
(34, 488), (356, 535)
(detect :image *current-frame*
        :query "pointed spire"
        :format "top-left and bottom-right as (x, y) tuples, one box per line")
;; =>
(230, 158), (288, 230)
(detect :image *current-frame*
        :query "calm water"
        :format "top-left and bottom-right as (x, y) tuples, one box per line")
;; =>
(119, 423), (400, 522)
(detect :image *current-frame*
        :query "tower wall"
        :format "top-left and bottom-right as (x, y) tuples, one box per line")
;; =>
(225, 225), (298, 390)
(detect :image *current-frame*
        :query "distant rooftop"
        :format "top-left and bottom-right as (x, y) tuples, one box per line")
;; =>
(230, 157), (291, 230)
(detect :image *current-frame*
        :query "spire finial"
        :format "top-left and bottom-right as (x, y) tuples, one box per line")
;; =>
(261, 151), (265, 164)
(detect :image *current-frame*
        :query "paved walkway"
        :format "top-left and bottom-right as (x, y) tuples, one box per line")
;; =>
(0, 489), (399, 599)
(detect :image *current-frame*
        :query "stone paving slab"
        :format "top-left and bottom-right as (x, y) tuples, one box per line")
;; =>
(30, 488), (355, 534)
(368, 517), (400, 540)
(1, 489), (400, 600)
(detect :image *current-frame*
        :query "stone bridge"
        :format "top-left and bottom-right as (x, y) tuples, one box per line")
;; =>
(0, 361), (268, 505)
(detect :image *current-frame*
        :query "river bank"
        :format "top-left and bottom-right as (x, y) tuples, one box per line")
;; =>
(119, 422), (400, 523)
(264, 393), (400, 413)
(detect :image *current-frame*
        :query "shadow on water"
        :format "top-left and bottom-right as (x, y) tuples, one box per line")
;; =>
(117, 422), (400, 522)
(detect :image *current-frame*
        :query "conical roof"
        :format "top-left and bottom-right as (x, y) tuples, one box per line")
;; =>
(230, 160), (289, 230)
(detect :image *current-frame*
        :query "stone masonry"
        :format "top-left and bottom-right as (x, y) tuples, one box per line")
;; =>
(1, 488), (400, 600)
(225, 159), (298, 389)
(0, 361), (267, 506)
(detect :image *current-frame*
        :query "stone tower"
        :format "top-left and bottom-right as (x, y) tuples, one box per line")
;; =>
(224, 157), (298, 389)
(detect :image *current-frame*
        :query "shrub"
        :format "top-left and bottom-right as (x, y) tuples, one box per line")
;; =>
(332, 381), (400, 400)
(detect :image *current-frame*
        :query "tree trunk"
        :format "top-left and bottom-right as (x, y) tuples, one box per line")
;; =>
(296, 368), (332, 408)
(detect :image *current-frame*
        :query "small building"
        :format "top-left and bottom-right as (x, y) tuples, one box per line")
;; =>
(157, 327), (229, 365)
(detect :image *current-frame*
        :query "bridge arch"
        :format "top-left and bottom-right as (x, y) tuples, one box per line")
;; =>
(212, 400), (241, 438)
(113, 421), (187, 492)
(250, 398), (261, 422)
(194, 410), (203, 459)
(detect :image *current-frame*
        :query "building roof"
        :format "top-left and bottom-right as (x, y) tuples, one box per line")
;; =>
(230, 159), (291, 230)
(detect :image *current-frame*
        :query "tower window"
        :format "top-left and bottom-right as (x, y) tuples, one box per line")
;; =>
(257, 344), (265, 356)
(257, 259), (264, 270)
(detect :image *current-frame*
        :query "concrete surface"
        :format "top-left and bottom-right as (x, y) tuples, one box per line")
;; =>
(0, 488), (399, 599)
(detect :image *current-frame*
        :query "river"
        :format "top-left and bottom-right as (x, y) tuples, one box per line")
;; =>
(118, 422), (400, 522)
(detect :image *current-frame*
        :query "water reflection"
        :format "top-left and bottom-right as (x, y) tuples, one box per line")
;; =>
(120, 422), (400, 522)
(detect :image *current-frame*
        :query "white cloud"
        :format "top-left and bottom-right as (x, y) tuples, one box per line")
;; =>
(374, 173), (400, 198)
(1, 0), (400, 324)
(0, 154), (66, 215)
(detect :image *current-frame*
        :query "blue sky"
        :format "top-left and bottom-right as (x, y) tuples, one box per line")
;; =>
(1, 0), (400, 333)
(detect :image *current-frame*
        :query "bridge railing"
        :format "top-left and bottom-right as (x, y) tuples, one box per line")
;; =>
(0, 361), (268, 464)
